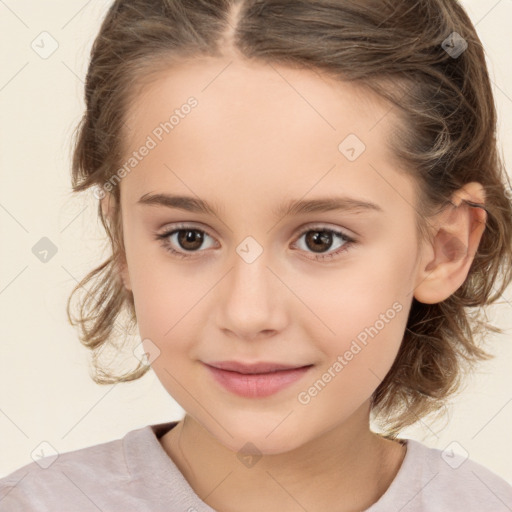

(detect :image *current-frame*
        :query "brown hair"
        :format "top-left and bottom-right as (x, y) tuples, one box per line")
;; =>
(66, 0), (512, 436)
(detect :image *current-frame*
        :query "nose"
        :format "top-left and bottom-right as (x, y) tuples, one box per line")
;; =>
(215, 249), (287, 341)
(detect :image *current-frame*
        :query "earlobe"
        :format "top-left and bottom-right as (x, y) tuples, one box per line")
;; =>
(100, 192), (132, 292)
(100, 193), (113, 219)
(413, 182), (487, 304)
(119, 260), (132, 292)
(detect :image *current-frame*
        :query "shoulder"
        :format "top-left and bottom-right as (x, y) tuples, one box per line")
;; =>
(374, 438), (512, 512)
(0, 434), (129, 511)
(0, 421), (186, 512)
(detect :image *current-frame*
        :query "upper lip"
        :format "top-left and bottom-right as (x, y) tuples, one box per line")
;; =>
(205, 361), (312, 374)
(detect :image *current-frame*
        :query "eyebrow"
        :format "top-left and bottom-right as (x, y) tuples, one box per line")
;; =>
(136, 192), (383, 217)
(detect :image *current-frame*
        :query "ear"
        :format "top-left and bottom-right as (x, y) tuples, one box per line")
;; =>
(413, 182), (487, 304)
(100, 193), (132, 292)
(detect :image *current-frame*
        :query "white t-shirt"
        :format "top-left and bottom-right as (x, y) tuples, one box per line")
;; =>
(1, 421), (511, 511)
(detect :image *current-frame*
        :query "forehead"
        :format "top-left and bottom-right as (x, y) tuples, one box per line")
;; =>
(119, 57), (415, 217)
(123, 57), (388, 148)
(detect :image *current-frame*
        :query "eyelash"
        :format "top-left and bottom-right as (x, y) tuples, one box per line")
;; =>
(154, 223), (356, 262)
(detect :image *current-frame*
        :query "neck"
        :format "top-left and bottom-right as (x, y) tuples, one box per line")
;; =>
(159, 403), (406, 512)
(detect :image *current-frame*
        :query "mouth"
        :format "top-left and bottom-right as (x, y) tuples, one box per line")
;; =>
(205, 361), (314, 374)
(202, 361), (314, 398)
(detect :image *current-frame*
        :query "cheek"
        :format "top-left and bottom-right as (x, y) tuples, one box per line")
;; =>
(304, 247), (413, 377)
(125, 245), (203, 348)
(320, 290), (407, 374)
(298, 295), (408, 416)
(305, 252), (411, 334)
(133, 278), (199, 342)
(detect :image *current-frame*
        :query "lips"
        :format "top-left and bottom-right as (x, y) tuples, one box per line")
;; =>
(206, 361), (312, 374)
(204, 362), (314, 398)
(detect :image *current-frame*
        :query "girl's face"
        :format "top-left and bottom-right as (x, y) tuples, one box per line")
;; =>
(116, 57), (425, 454)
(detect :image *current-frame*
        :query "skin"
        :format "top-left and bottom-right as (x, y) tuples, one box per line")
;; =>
(101, 57), (486, 512)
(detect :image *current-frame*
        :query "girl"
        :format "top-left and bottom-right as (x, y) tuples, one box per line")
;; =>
(1, 0), (511, 510)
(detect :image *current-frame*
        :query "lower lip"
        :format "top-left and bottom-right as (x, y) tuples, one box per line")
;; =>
(204, 363), (313, 398)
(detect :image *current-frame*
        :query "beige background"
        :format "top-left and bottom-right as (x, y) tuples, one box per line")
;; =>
(1, 0), (511, 484)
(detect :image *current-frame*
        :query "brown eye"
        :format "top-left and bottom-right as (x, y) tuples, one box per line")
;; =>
(155, 225), (216, 259)
(293, 226), (356, 262)
(155, 223), (356, 261)
(304, 230), (335, 253)
(176, 229), (205, 251)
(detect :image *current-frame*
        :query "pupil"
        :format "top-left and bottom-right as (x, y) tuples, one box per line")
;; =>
(306, 231), (331, 253)
(178, 230), (203, 250)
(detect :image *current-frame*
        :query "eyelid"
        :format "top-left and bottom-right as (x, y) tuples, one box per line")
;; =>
(157, 220), (358, 239)
(295, 222), (356, 238)
(157, 221), (217, 238)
